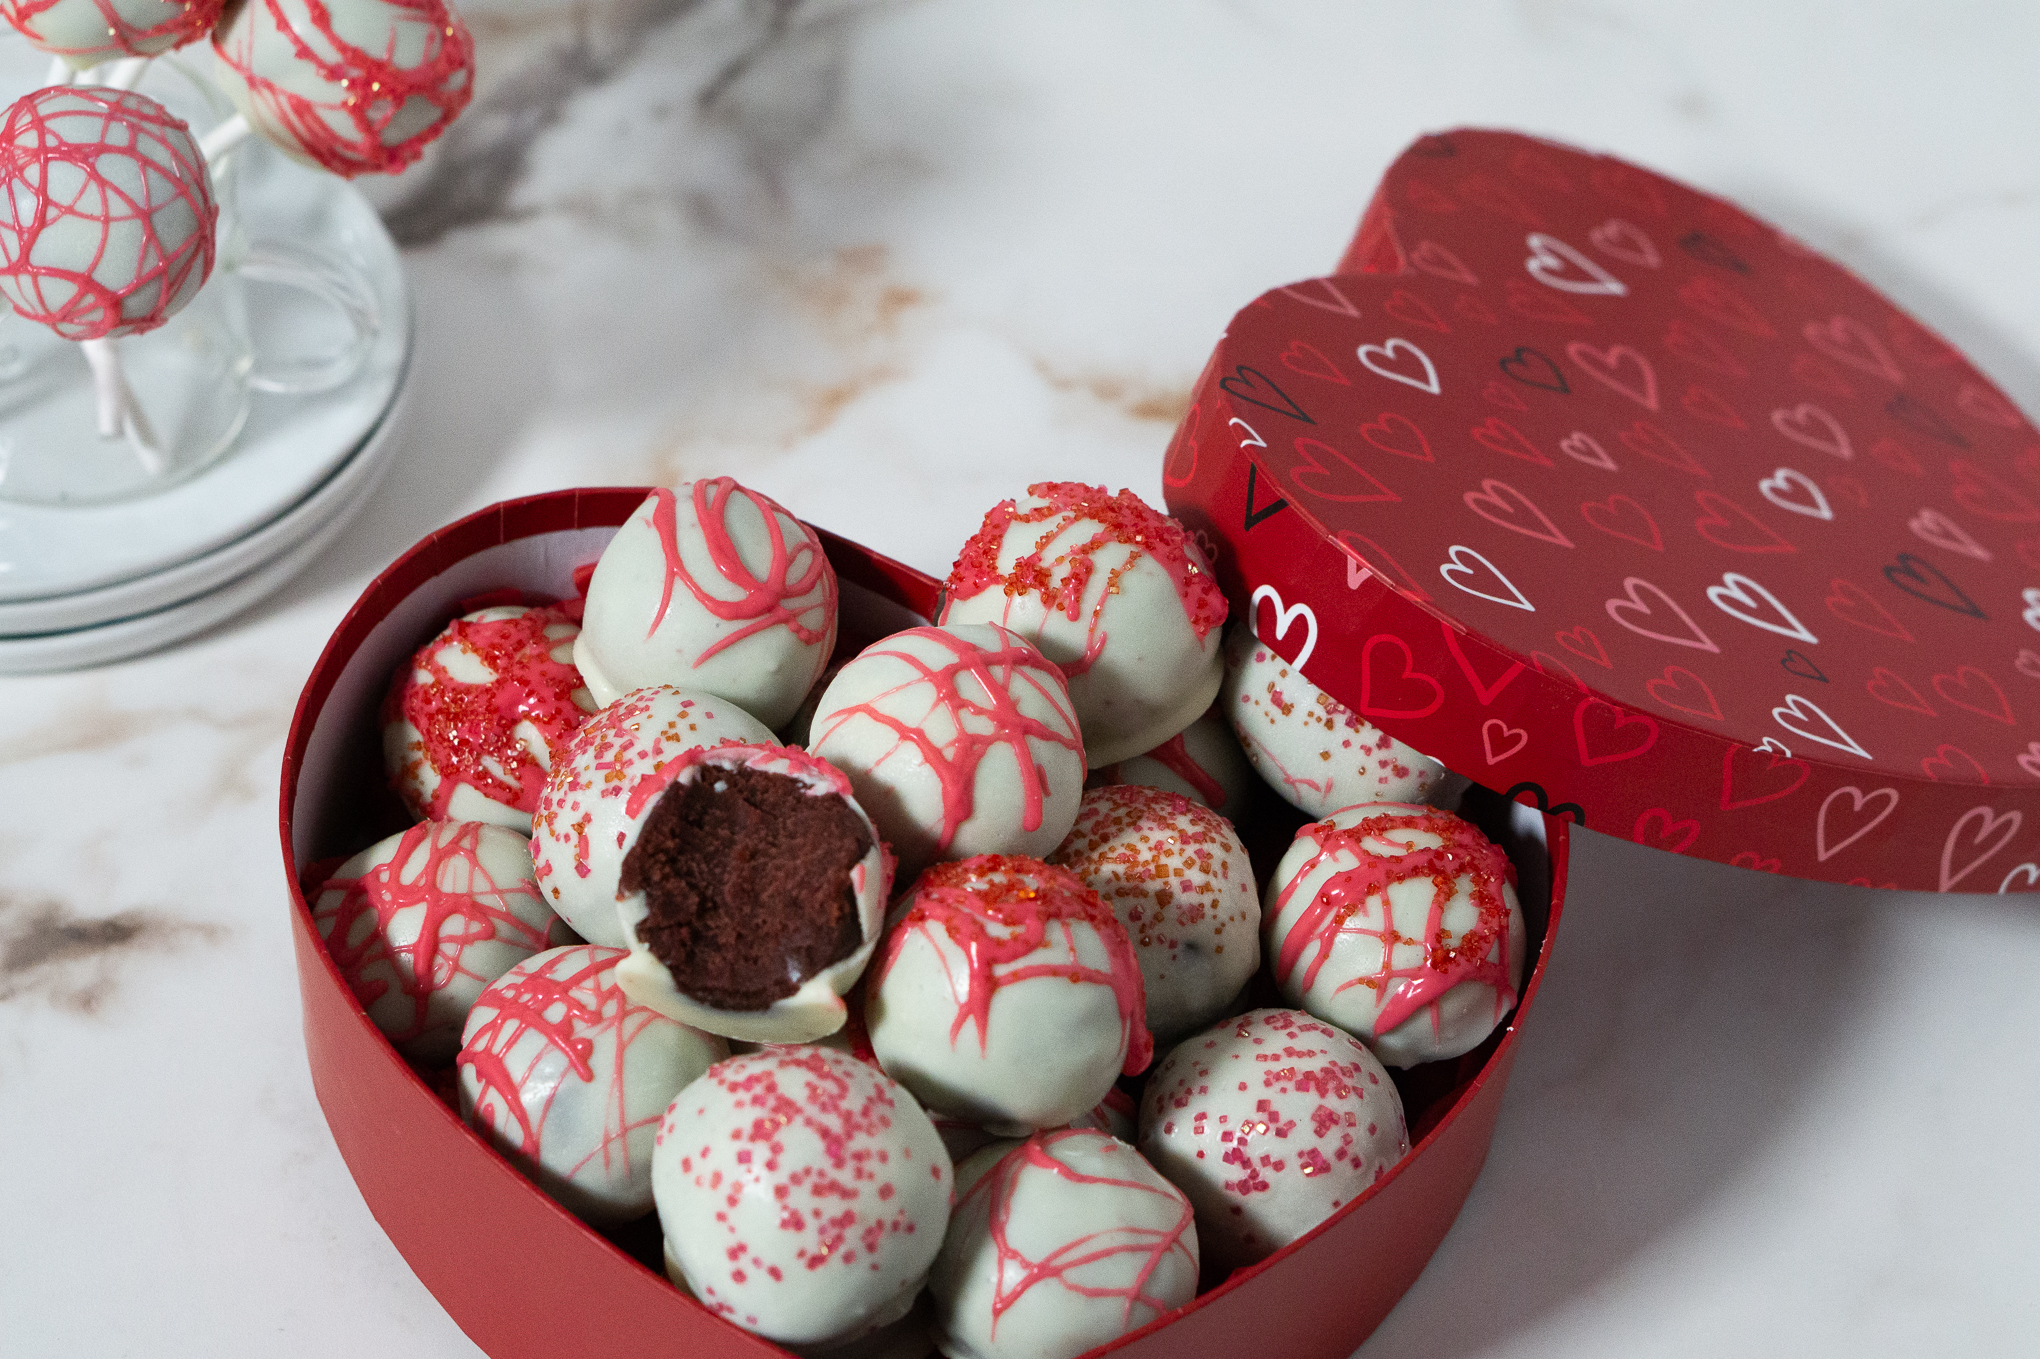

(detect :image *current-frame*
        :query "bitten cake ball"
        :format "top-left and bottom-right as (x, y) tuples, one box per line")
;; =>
(1265, 803), (1525, 1067)
(0, 87), (215, 340)
(866, 855), (1149, 1136)
(1224, 625), (1466, 818)
(1089, 708), (1254, 822)
(930, 1129), (1199, 1359)
(310, 821), (559, 1064)
(382, 604), (597, 833)
(1050, 784), (1260, 1044)
(2, 0), (224, 67)
(575, 479), (838, 728)
(531, 685), (772, 948)
(940, 483), (1228, 768)
(456, 944), (726, 1225)
(650, 1047), (952, 1350)
(211, 0), (474, 177)
(1137, 1009), (1408, 1271)
(810, 624), (1085, 875)
(613, 741), (890, 1045)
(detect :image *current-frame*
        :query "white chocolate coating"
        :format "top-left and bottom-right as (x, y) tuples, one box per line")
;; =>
(1264, 803), (1526, 1067)
(612, 741), (891, 1045)
(1049, 785), (1260, 1044)
(311, 820), (558, 1064)
(939, 484), (1227, 767)
(866, 855), (1150, 1137)
(2, 0), (222, 66)
(382, 605), (596, 834)
(650, 1047), (952, 1349)
(1223, 625), (1468, 818)
(530, 685), (772, 948)
(1137, 1008), (1408, 1271)
(1090, 708), (1255, 822)
(930, 1129), (1199, 1359)
(810, 625), (1086, 876)
(575, 481), (838, 729)
(456, 944), (726, 1225)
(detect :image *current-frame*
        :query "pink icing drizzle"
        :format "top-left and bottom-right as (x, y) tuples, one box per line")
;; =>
(1135, 731), (1227, 808)
(965, 1129), (1195, 1333)
(3, 0), (224, 61)
(314, 822), (551, 1044)
(385, 606), (591, 820)
(812, 626), (1082, 853)
(644, 479), (836, 666)
(942, 482), (1227, 676)
(875, 855), (1151, 1075)
(1271, 808), (1518, 1035)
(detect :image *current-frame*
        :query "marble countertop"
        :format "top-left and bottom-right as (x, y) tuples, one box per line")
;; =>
(4, 2), (2038, 1354)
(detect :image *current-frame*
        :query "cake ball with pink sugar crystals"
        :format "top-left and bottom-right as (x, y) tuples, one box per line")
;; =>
(382, 603), (597, 833)
(650, 1047), (952, 1349)
(456, 944), (726, 1225)
(1223, 624), (1466, 818)
(866, 855), (1149, 1137)
(1137, 1008), (1407, 1271)
(930, 1129), (1199, 1359)
(940, 483), (1227, 768)
(310, 821), (560, 1064)
(1264, 802), (1525, 1068)
(575, 478), (838, 729)
(809, 624), (1085, 876)
(1049, 784), (1259, 1044)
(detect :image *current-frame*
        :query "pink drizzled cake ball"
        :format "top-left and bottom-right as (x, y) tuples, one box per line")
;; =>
(382, 604), (597, 834)
(1, 0), (224, 67)
(1264, 802), (1526, 1067)
(310, 820), (560, 1064)
(0, 87), (215, 340)
(575, 478), (839, 729)
(940, 482), (1228, 768)
(456, 944), (726, 1226)
(211, 0), (474, 177)
(649, 1047), (952, 1349)
(1137, 1008), (1408, 1271)
(930, 1129), (1199, 1359)
(1088, 707), (1254, 822)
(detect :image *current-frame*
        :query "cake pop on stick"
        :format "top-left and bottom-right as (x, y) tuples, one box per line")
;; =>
(210, 0), (474, 177)
(1, 0), (226, 72)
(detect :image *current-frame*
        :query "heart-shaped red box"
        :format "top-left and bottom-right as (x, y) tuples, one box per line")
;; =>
(281, 488), (1567, 1359)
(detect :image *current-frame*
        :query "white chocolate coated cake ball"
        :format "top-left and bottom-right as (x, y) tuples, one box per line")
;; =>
(1138, 1008), (1407, 1271)
(530, 685), (772, 948)
(1223, 625), (1467, 818)
(866, 855), (1150, 1136)
(650, 1047), (952, 1349)
(382, 605), (596, 833)
(2, 0), (223, 66)
(1049, 784), (1260, 1044)
(456, 945), (726, 1225)
(1089, 708), (1254, 822)
(810, 624), (1085, 875)
(311, 821), (558, 1064)
(575, 480), (838, 729)
(1265, 803), (1525, 1068)
(930, 1129), (1199, 1359)
(940, 483), (1228, 768)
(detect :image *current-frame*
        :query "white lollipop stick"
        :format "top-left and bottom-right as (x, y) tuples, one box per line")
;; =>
(79, 337), (164, 474)
(198, 112), (250, 165)
(101, 57), (149, 92)
(42, 56), (71, 88)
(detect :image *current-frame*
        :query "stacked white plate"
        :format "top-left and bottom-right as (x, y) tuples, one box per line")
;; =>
(0, 146), (414, 675)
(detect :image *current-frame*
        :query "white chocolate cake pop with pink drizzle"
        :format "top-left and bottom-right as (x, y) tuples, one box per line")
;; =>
(0, 86), (215, 340)
(531, 685), (772, 948)
(930, 1128), (1199, 1359)
(1264, 803), (1525, 1067)
(649, 1046), (952, 1349)
(1, 0), (224, 67)
(809, 624), (1085, 876)
(866, 854), (1150, 1136)
(1137, 1008), (1408, 1271)
(310, 820), (560, 1064)
(940, 482), (1228, 768)
(456, 944), (726, 1225)
(575, 479), (839, 729)
(210, 0), (474, 177)
(382, 604), (596, 834)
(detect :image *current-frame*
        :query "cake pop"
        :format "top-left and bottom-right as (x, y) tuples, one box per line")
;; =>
(1, 0), (223, 68)
(1089, 708), (1254, 822)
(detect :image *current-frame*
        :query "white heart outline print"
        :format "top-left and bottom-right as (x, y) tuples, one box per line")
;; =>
(1772, 693), (1872, 760)
(1524, 232), (1627, 296)
(1355, 337), (1441, 395)
(1706, 572), (1819, 645)
(1439, 545), (1535, 612)
(1250, 584), (1318, 672)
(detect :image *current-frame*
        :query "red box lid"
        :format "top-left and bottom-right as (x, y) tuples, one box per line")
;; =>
(1163, 128), (2040, 893)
